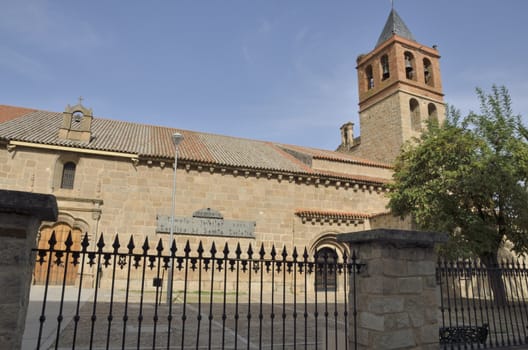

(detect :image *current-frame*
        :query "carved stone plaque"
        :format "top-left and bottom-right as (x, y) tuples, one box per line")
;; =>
(156, 215), (255, 238)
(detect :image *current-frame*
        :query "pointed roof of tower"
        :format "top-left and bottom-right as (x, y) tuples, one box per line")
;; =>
(375, 9), (415, 47)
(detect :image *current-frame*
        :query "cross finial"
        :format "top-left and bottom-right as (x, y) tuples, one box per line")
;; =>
(78, 96), (84, 105)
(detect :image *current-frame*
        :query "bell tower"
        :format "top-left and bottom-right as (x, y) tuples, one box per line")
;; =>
(352, 9), (445, 163)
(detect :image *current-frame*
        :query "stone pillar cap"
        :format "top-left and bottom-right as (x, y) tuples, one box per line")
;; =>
(0, 190), (58, 222)
(337, 228), (448, 248)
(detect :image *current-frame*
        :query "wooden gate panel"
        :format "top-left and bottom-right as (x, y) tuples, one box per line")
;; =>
(34, 224), (81, 285)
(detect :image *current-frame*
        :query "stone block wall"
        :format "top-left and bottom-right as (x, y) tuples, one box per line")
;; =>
(354, 93), (403, 163)
(0, 190), (57, 349)
(338, 229), (447, 350)
(0, 146), (391, 251)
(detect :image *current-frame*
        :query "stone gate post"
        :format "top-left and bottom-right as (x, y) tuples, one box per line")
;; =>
(0, 190), (57, 349)
(338, 229), (448, 350)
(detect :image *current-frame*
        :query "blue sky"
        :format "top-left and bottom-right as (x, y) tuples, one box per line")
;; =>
(2, 0), (527, 150)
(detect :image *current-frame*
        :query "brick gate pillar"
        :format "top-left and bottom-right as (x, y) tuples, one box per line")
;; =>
(0, 190), (57, 349)
(338, 229), (448, 350)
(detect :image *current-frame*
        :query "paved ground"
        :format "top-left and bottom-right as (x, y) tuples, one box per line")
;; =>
(22, 285), (95, 350)
(23, 285), (349, 350)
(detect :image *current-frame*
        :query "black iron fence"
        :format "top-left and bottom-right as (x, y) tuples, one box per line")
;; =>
(437, 259), (528, 349)
(30, 232), (362, 350)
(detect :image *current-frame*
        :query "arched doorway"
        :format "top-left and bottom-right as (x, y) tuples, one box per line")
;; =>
(310, 232), (350, 293)
(34, 223), (82, 285)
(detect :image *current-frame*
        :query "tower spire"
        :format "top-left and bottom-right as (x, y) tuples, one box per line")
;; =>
(375, 8), (415, 47)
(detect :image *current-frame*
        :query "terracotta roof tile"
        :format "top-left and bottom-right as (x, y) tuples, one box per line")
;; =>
(0, 105), (392, 183)
(0, 105), (36, 123)
(277, 143), (392, 168)
(295, 209), (372, 219)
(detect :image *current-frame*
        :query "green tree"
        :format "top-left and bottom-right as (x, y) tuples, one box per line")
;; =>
(388, 86), (528, 304)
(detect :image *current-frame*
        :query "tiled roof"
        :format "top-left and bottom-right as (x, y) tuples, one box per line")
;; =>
(0, 105), (36, 123)
(376, 9), (416, 47)
(295, 209), (372, 219)
(278, 143), (392, 169)
(0, 105), (390, 183)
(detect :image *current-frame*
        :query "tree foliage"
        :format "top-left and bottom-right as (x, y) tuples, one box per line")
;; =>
(388, 86), (528, 260)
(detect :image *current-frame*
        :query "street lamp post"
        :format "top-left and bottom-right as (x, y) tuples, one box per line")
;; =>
(167, 132), (184, 304)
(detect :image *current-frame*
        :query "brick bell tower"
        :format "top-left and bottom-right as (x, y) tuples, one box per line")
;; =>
(351, 9), (445, 164)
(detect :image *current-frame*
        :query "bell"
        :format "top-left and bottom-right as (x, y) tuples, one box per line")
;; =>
(405, 60), (412, 69)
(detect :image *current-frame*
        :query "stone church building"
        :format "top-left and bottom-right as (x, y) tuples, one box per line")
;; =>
(0, 10), (444, 287)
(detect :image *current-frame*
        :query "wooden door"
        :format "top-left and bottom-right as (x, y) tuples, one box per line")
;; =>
(34, 224), (81, 285)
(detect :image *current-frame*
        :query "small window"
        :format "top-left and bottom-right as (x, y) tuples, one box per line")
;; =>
(61, 162), (76, 189)
(423, 58), (433, 86)
(410, 99), (421, 132)
(428, 103), (438, 123)
(366, 65), (374, 89)
(381, 55), (390, 80)
(315, 247), (337, 292)
(404, 52), (415, 80)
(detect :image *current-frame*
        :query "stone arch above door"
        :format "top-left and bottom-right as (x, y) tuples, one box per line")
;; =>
(34, 215), (89, 285)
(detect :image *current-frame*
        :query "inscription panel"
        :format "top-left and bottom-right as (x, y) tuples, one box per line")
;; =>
(156, 215), (255, 238)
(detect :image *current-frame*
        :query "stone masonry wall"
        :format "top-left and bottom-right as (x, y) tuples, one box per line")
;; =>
(0, 145), (399, 291)
(354, 93), (403, 164)
(338, 230), (447, 350)
(356, 243), (439, 349)
(0, 145), (393, 256)
(0, 190), (57, 349)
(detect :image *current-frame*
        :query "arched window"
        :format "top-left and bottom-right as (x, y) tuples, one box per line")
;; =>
(423, 58), (433, 86)
(410, 99), (421, 132)
(428, 103), (438, 123)
(380, 55), (390, 81)
(61, 162), (76, 189)
(404, 52), (415, 80)
(315, 247), (337, 292)
(366, 65), (374, 89)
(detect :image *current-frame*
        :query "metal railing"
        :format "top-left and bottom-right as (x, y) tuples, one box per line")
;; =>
(31, 232), (361, 349)
(437, 259), (528, 349)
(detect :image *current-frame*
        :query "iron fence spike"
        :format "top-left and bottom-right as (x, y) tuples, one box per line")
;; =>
(142, 237), (149, 252)
(303, 247), (309, 260)
(48, 231), (57, 248)
(247, 243), (253, 259)
(81, 232), (90, 251)
(156, 238), (164, 254)
(170, 239), (177, 255)
(65, 231), (74, 250)
(270, 245), (277, 258)
(210, 241), (217, 256)
(97, 234), (105, 252)
(112, 235), (120, 252)
(127, 236), (135, 252)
